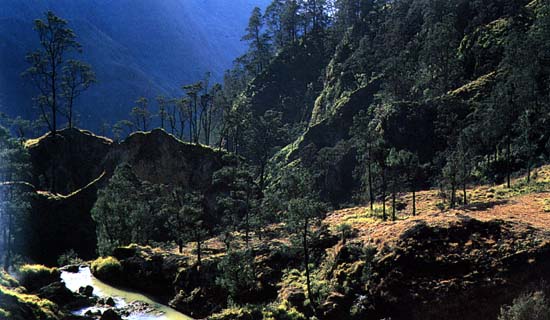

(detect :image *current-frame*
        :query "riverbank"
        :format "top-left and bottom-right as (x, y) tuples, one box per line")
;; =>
(61, 266), (192, 320)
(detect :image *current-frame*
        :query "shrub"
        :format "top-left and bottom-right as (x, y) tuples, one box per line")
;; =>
(262, 304), (307, 320)
(499, 291), (550, 320)
(91, 256), (122, 283)
(0, 285), (58, 319)
(57, 249), (84, 267)
(0, 271), (19, 288)
(17, 265), (60, 291)
(209, 306), (262, 320)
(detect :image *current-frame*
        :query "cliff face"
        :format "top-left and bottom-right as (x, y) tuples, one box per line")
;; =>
(103, 129), (226, 189)
(25, 128), (112, 195)
(24, 128), (229, 265)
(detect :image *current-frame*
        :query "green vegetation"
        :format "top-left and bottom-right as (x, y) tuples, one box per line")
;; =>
(22, 11), (95, 134)
(2, 0), (550, 319)
(0, 270), (59, 320)
(499, 291), (550, 320)
(17, 264), (60, 291)
(0, 126), (31, 270)
(91, 256), (122, 282)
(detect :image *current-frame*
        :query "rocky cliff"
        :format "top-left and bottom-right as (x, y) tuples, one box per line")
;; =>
(24, 128), (230, 265)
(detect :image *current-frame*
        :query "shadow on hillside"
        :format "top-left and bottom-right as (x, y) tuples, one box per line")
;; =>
(463, 200), (509, 212)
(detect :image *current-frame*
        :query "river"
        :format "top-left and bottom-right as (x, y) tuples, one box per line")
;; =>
(61, 267), (192, 320)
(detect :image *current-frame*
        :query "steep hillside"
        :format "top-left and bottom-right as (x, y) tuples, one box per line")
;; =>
(22, 128), (233, 265)
(269, 0), (547, 207)
(0, 0), (270, 130)
(92, 166), (550, 320)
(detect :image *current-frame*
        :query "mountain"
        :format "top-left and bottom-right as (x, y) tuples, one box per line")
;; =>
(0, 0), (269, 130)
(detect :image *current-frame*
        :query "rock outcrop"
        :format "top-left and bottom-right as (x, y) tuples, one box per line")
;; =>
(24, 128), (230, 265)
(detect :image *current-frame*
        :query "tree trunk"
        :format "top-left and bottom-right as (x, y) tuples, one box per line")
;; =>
(52, 63), (57, 134)
(506, 140), (511, 188)
(303, 218), (312, 303)
(463, 182), (467, 206)
(391, 190), (396, 222)
(196, 235), (202, 267)
(368, 158), (374, 212)
(382, 169), (387, 221)
(412, 187), (416, 216)
(450, 181), (456, 209)
(245, 209), (250, 248)
(527, 159), (531, 184)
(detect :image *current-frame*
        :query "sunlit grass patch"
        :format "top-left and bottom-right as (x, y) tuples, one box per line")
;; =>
(543, 199), (550, 213)
(91, 256), (122, 282)
(17, 264), (60, 291)
(0, 285), (59, 319)
(0, 271), (19, 288)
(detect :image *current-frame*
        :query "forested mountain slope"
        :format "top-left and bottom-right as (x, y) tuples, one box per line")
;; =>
(259, 0), (550, 206)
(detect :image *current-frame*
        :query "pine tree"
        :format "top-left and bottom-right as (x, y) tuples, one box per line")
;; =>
(60, 60), (96, 128)
(280, 165), (325, 302)
(22, 11), (85, 134)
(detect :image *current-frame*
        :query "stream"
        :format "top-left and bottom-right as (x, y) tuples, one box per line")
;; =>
(61, 267), (192, 320)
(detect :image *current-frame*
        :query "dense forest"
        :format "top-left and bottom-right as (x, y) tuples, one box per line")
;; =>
(1, 0), (550, 320)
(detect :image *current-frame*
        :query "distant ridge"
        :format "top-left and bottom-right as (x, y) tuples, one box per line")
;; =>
(0, 0), (270, 130)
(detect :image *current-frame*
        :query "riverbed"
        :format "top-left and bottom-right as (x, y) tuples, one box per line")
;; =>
(61, 266), (192, 320)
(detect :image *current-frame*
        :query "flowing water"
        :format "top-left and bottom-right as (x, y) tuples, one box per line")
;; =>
(61, 267), (192, 320)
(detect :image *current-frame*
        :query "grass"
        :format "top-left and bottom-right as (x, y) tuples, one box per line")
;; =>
(0, 270), (59, 320)
(91, 256), (122, 282)
(17, 264), (60, 291)
(0, 285), (59, 319)
(0, 271), (19, 287)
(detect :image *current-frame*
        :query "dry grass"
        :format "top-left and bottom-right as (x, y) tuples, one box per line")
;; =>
(324, 165), (550, 247)
(158, 166), (550, 262)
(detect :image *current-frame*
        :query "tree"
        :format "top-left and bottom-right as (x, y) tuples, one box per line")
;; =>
(91, 164), (165, 255)
(265, 0), (286, 50)
(280, 166), (325, 302)
(156, 95), (169, 130)
(442, 149), (460, 209)
(242, 7), (271, 76)
(180, 192), (208, 266)
(213, 159), (257, 248)
(302, 0), (330, 35)
(199, 80), (223, 146)
(91, 164), (140, 255)
(0, 126), (31, 269)
(112, 120), (135, 142)
(351, 110), (377, 211)
(417, 7), (462, 98)
(243, 110), (289, 191)
(282, 0), (301, 45)
(22, 11), (84, 134)
(386, 148), (406, 221)
(183, 82), (203, 143)
(131, 97), (151, 132)
(60, 60), (96, 128)
(216, 248), (256, 304)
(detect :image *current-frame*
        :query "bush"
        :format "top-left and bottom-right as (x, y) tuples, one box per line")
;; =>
(91, 256), (122, 283)
(0, 271), (19, 288)
(57, 249), (84, 267)
(209, 306), (262, 320)
(499, 291), (550, 320)
(17, 265), (60, 291)
(262, 304), (307, 320)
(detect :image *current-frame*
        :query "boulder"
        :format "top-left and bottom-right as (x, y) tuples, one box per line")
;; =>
(78, 285), (94, 297)
(100, 309), (122, 320)
(38, 282), (93, 310)
(105, 297), (116, 307)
